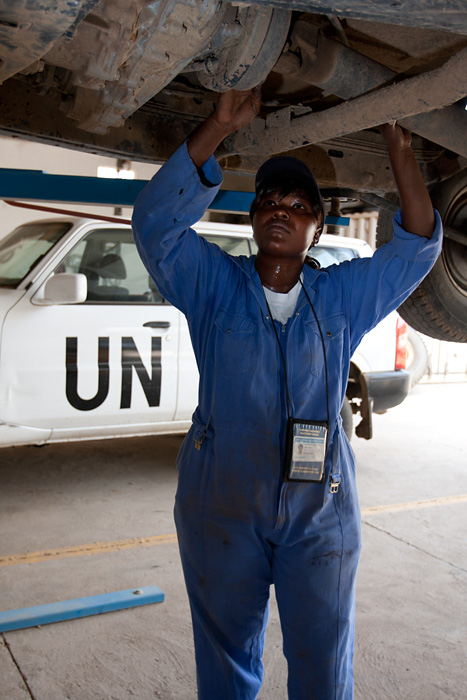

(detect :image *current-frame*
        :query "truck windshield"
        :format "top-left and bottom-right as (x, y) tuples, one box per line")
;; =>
(0, 221), (72, 288)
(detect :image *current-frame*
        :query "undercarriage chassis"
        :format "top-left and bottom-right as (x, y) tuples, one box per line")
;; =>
(1, 0), (467, 340)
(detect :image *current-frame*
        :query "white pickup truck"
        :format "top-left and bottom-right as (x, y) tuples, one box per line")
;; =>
(0, 217), (410, 448)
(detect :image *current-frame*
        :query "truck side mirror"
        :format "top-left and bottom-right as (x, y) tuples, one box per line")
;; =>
(41, 273), (87, 305)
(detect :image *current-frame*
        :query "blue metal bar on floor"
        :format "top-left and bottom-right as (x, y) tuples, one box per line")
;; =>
(0, 585), (164, 633)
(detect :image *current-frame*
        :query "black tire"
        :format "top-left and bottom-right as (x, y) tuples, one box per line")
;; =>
(406, 327), (429, 388)
(376, 171), (467, 342)
(340, 396), (353, 442)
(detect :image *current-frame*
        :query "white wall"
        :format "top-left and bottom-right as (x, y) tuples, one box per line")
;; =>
(325, 211), (379, 249)
(421, 335), (467, 382)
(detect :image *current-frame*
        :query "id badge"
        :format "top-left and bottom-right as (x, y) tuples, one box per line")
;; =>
(284, 418), (329, 483)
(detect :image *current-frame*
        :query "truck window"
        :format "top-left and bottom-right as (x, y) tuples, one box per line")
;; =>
(58, 228), (165, 304)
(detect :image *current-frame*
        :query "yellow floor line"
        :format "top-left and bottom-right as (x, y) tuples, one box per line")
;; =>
(361, 493), (467, 516)
(2, 494), (466, 568)
(0, 533), (178, 568)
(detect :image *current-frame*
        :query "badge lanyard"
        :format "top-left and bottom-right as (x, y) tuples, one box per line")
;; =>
(264, 280), (330, 483)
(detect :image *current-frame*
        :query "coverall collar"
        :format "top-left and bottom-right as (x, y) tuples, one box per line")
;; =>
(231, 254), (320, 318)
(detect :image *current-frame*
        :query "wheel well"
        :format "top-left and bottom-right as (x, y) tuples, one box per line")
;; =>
(346, 362), (372, 440)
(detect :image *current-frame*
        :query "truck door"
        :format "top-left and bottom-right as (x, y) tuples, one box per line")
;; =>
(0, 226), (180, 440)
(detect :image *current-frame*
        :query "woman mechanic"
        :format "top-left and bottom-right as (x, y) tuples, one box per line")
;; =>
(132, 89), (442, 700)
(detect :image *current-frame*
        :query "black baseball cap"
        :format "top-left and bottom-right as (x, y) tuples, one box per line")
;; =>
(254, 156), (325, 230)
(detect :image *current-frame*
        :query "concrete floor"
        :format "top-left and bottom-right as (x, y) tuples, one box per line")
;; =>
(0, 382), (466, 700)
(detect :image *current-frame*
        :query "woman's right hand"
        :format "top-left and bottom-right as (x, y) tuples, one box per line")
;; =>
(210, 88), (261, 136)
(187, 87), (261, 168)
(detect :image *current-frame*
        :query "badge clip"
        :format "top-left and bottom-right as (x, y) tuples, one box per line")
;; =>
(330, 475), (341, 494)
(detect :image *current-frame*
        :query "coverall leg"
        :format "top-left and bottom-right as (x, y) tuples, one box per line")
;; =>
(273, 538), (360, 700)
(175, 497), (360, 699)
(175, 505), (274, 700)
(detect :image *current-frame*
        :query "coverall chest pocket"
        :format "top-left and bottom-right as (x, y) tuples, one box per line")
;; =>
(211, 310), (257, 374)
(306, 313), (347, 377)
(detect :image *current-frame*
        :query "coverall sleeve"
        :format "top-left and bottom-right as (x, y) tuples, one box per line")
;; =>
(340, 209), (443, 354)
(132, 141), (229, 317)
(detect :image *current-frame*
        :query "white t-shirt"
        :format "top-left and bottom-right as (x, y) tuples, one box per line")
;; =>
(262, 275), (303, 325)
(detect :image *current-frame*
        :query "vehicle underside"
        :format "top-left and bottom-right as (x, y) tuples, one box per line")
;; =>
(1, 1), (466, 340)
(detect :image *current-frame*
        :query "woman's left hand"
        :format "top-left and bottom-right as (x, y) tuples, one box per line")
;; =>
(379, 121), (412, 153)
(379, 122), (435, 238)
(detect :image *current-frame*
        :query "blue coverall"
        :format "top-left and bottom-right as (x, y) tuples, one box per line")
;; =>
(132, 142), (443, 700)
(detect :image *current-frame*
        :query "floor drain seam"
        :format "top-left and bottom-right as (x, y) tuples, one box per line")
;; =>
(362, 520), (467, 574)
(2, 633), (38, 700)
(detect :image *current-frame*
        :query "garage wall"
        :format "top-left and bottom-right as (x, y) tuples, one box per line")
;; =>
(0, 136), (161, 238)
(420, 335), (467, 382)
(346, 211), (379, 249)
(320, 211), (379, 249)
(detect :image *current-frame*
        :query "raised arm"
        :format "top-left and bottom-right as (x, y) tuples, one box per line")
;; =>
(380, 122), (435, 238)
(187, 88), (261, 169)
(132, 87), (261, 315)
